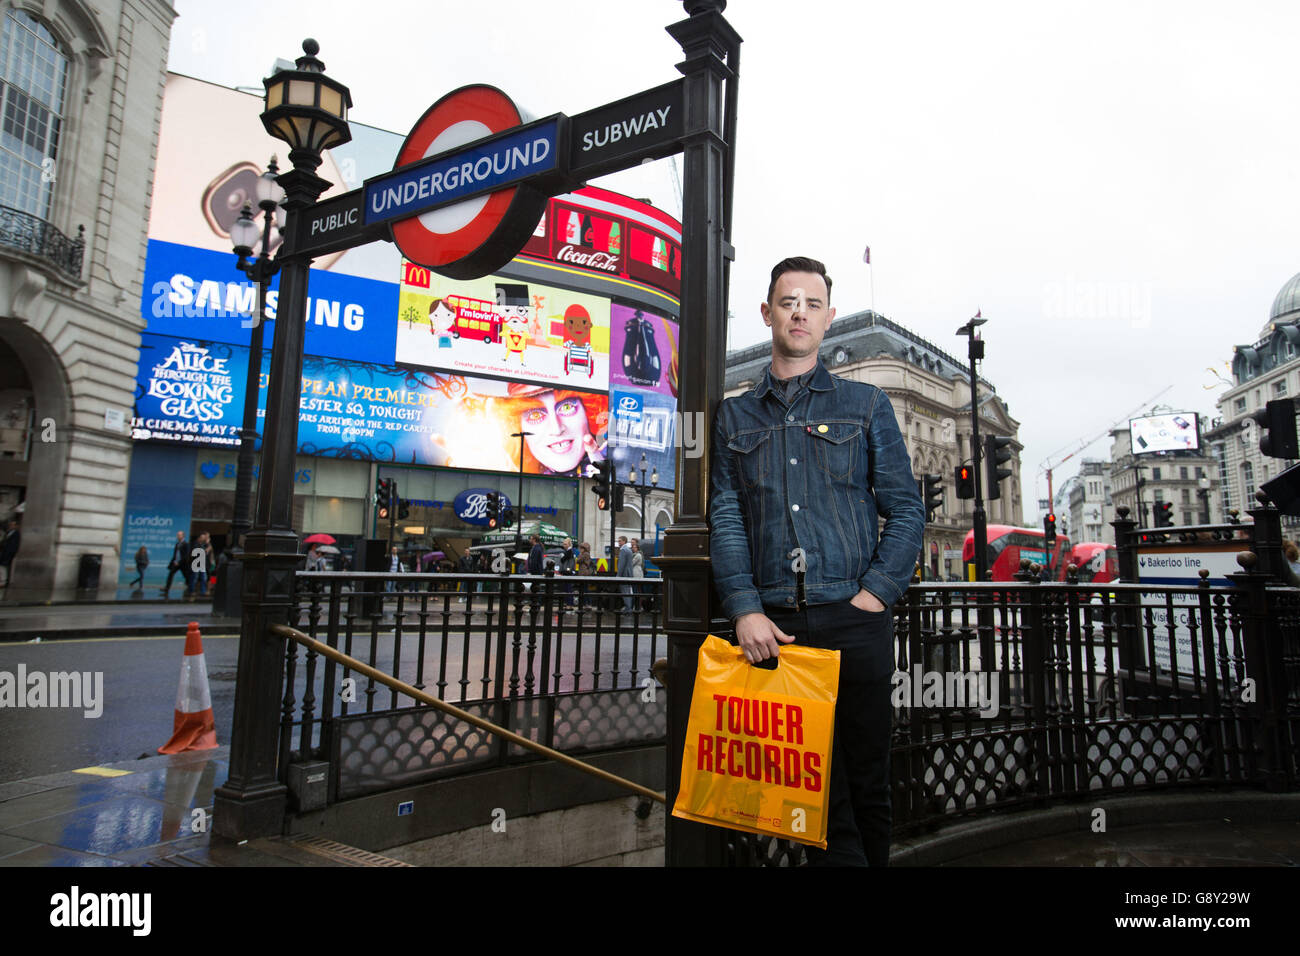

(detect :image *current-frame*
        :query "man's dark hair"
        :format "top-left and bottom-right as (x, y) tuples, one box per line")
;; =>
(767, 256), (832, 304)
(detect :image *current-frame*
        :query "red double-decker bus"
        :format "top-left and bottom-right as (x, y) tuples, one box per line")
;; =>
(962, 525), (1072, 581)
(1064, 542), (1118, 584)
(446, 294), (503, 344)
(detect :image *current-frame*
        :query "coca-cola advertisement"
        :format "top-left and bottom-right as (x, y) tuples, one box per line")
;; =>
(609, 304), (679, 398)
(394, 260), (611, 390)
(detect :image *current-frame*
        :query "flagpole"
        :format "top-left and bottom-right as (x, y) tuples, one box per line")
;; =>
(864, 244), (875, 315)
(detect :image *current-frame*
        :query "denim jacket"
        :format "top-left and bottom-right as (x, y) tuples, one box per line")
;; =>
(709, 361), (925, 620)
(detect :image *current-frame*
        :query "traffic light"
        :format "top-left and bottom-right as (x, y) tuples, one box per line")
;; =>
(1153, 501), (1174, 528)
(375, 477), (392, 518)
(592, 460), (611, 511)
(486, 491), (500, 528)
(922, 473), (943, 521)
(501, 506), (516, 528)
(955, 463), (975, 499)
(1043, 512), (1057, 545)
(398, 498), (410, 520)
(985, 435), (1014, 498)
(1254, 398), (1298, 459)
(612, 482), (625, 513)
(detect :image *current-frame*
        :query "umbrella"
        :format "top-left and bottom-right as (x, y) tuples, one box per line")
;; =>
(316, 545), (340, 555)
(421, 550), (446, 570)
(303, 533), (336, 545)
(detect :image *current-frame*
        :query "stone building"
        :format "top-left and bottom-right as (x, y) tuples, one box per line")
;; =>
(0, 1), (175, 599)
(1206, 271), (1300, 532)
(724, 309), (1022, 580)
(1064, 458), (1113, 544)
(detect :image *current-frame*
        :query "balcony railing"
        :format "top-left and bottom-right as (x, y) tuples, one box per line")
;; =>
(0, 204), (84, 279)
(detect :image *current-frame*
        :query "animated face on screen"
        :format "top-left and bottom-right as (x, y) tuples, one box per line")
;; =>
(562, 304), (594, 378)
(502, 307), (530, 365)
(429, 298), (455, 347)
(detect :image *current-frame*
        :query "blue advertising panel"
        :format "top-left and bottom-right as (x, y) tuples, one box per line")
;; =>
(131, 332), (610, 476)
(118, 444), (196, 594)
(609, 386), (677, 491)
(141, 239), (399, 364)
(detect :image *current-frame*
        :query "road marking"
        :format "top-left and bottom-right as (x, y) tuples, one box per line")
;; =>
(5, 634), (240, 646)
(74, 766), (133, 777)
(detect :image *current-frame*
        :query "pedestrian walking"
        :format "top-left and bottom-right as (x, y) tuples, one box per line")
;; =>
(560, 536), (577, 610)
(617, 535), (633, 612)
(130, 544), (149, 588)
(162, 531), (190, 597)
(191, 532), (215, 598)
(577, 541), (594, 610)
(709, 255), (925, 866)
(630, 539), (645, 611)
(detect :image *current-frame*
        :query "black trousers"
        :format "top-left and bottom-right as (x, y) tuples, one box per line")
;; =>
(764, 598), (895, 866)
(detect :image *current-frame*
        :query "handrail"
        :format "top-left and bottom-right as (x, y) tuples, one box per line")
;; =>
(270, 623), (667, 805)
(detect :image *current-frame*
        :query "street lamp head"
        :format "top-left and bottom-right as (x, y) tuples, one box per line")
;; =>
(628, 467), (637, 484)
(651, 468), (659, 487)
(261, 39), (352, 170)
(255, 156), (286, 209)
(231, 203), (259, 261)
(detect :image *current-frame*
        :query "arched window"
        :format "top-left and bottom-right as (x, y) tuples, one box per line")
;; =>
(0, 9), (68, 218)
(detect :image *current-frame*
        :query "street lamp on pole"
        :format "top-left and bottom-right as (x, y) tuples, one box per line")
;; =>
(956, 313), (988, 580)
(510, 430), (533, 553)
(213, 39), (351, 843)
(229, 158), (285, 551)
(627, 452), (658, 540)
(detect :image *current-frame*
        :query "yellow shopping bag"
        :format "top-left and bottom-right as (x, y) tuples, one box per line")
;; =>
(672, 634), (839, 848)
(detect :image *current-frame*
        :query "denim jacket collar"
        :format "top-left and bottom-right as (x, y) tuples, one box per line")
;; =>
(751, 360), (837, 401)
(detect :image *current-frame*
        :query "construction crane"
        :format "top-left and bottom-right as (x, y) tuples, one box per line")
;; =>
(1039, 385), (1174, 511)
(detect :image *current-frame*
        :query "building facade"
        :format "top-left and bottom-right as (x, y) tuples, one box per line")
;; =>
(724, 310), (1022, 581)
(1208, 271), (1300, 531)
(1107, 419), (1220, 529)
(0, 1), (175, 600)
(1065, 458), (1113, 544)
(115, 73), (679, 594)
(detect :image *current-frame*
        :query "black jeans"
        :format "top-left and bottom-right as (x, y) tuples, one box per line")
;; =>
(764, 599), (895, 866)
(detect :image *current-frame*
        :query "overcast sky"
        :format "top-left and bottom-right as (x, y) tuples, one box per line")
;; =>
(167, 0), (1300, 517)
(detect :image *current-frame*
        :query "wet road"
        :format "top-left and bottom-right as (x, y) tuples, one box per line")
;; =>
(0, 634), (239, 782)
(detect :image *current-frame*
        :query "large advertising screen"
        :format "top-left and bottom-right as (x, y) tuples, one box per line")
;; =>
(1131, 413), (1200, 454)
(131, 333), (609, 477)
(609, 303), (679, 397)
(609, 387), (678, 490)
(395, 260), (611, 389)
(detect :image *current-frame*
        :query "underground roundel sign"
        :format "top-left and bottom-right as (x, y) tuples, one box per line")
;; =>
(386, 85), (551, 280)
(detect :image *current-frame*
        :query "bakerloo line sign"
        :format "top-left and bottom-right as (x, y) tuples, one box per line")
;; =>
(298, 80), (684, 279)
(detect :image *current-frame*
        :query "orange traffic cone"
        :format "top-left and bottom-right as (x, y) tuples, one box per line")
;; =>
(158, 621), (218, 754)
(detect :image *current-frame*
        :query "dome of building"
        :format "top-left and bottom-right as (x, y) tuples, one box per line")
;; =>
(1270, 270), (1300, 321)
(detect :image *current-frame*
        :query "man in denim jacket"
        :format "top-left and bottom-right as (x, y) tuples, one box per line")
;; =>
(709, 256), (924, 866)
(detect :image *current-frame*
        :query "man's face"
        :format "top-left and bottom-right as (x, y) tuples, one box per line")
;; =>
(761, 270), (835, 362)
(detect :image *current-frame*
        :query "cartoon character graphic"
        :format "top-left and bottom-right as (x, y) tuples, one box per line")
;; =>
(429, 297), (455, 348)
(501, 306), (530, 365)
(562, 303), (594, 378)
(491, 382), (607, 477)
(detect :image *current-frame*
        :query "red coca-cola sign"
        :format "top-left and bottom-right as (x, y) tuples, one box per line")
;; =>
(555, 244), (620, 273)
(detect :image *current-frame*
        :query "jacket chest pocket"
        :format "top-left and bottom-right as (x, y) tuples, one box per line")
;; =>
(810, 422), (860, 481)
(726, 430), (771, 488)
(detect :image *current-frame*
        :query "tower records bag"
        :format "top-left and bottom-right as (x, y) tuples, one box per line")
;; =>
(672, 635), (839, 848)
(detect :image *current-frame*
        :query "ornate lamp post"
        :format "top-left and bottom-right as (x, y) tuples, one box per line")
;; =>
(627, 452), (659, 540)
(228, 159), (285, 549)
(213, 39), (351, 842)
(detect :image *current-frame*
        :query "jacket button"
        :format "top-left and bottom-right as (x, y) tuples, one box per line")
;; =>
(790, 457), (797, 465)
(786, 596), (793, 603)
(787, 415), (794, 422)
(791, 504), (800, 512)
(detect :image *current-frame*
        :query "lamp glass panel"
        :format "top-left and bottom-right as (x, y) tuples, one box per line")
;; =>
(319, 85), (342, 118)
(288, 78), (318, 107)
(270, 115), (297, 146)
(265, 80), (284, 109)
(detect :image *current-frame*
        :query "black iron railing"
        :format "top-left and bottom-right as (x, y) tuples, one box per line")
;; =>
(280, 570), (665, 801)
(0, 204), (84, 279)
(726, 569), (1300, 865)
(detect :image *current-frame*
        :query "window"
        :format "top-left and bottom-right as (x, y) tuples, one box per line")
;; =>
(1182, 511), (1193, 526)
(1180, 466), (1188, 479)
(1234, 397), (1247, 413)
(1276, 379), (1289, 396)
(1152, 467), (1161, 480)
(1243, 461), (1255, 499)
(1195, 466), (1203, 478)
(1181, 488), (1190, 504)
(0, 10), (67, 218)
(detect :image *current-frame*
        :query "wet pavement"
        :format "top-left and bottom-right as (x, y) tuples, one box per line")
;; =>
(0, 600), (240, 641)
